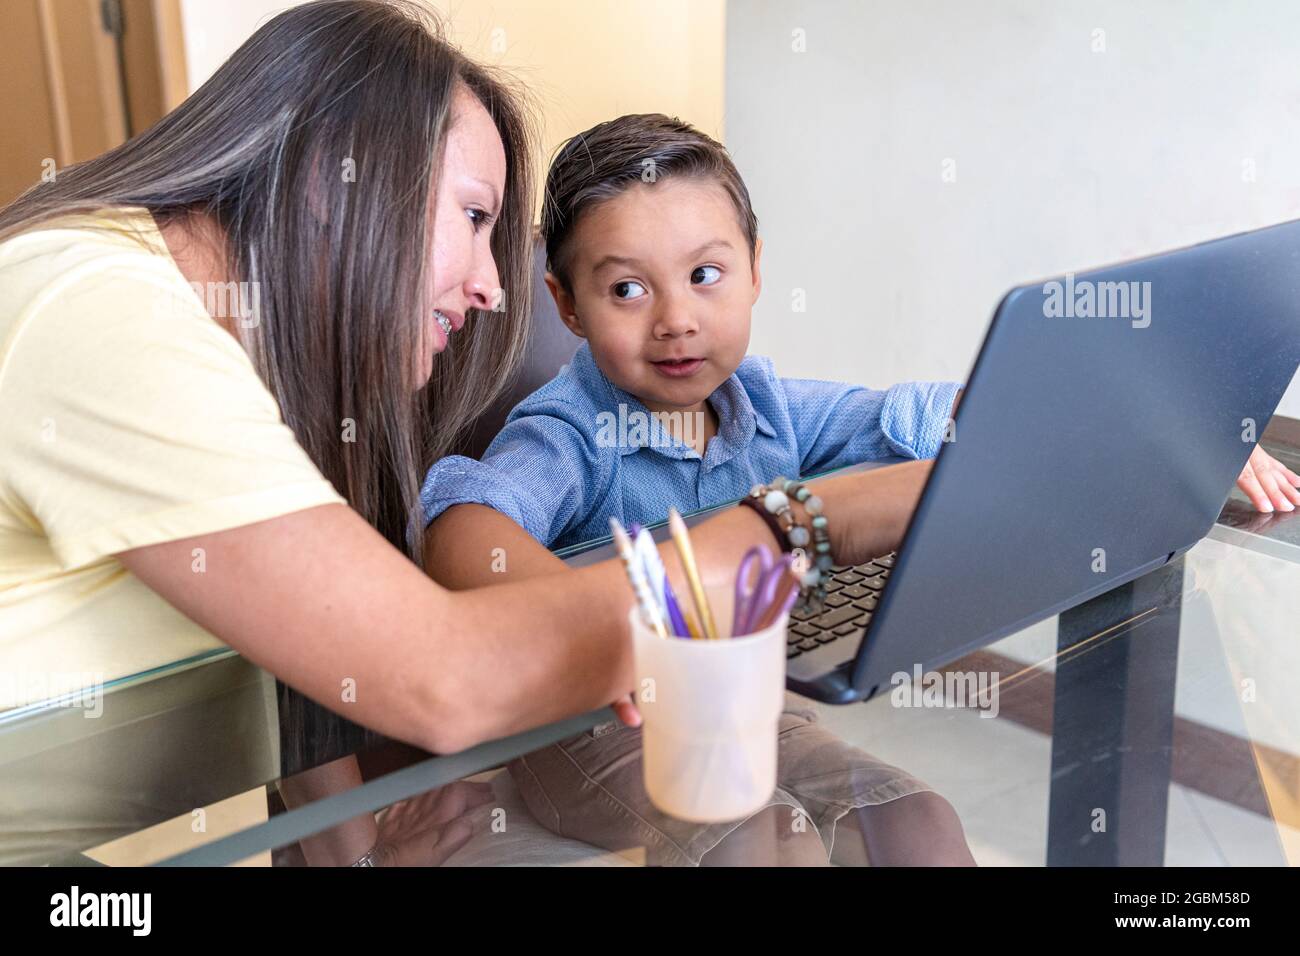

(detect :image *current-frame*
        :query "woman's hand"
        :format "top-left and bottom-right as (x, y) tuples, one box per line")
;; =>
(371, 780), (497, 866)
(611, 694), (642, 727)
(1236, 445), (1300, 513)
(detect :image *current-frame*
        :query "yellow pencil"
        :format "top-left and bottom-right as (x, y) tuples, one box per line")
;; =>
(682, 609), (701, 640)
(667, 509), (719, 641)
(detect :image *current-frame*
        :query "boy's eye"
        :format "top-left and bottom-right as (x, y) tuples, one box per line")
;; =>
(692, 265), (722, 286)
(613, 280), (647, 300)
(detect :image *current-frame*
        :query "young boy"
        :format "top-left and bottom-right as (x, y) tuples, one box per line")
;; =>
(422, 128), (960, 550)
(421, 114), (973, 865)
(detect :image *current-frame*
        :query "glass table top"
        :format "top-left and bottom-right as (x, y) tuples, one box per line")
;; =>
(3, 429), (1298, 866)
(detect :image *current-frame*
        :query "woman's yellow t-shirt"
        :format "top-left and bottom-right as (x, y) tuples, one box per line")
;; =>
(0, 208), (346, 712)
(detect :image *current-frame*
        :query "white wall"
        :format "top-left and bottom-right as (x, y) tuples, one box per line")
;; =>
(725, 0), (1300, 419)
(179, 0), (304, 92)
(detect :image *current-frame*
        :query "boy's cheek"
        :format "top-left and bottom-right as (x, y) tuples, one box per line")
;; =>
(721, 315), (752, 362)
(598, 340), (652, 389)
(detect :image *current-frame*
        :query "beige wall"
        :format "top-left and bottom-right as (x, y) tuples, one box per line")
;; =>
(178, 0), (727, 216)
(429, 0), (725, 140)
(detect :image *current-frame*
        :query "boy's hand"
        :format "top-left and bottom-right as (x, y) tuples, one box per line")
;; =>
(1237, 445), (1300, 513)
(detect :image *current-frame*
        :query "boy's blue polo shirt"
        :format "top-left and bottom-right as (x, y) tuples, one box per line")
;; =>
(421, 342), (961, 550)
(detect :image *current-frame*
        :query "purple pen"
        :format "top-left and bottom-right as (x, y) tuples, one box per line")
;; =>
(663, 578), (690, 638)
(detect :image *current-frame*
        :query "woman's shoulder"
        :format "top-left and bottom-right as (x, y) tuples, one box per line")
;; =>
(0, 209), (340, 573)
(0, 207), (222, 371)
(0, 206), (189, 336)
(0, 206), (167, 269)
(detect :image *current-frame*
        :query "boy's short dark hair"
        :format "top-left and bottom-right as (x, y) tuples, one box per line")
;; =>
(540, 113), (759, 293)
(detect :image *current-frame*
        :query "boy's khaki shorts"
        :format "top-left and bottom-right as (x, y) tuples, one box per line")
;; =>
(509, 692), (932, 866)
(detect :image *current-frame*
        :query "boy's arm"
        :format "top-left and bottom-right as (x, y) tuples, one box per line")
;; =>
(782, 374), (963, 476)
(420, 408), (612, 553)
(425, 502), (568, 588)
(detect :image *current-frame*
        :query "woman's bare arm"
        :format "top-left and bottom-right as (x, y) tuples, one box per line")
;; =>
(117, 502), (633, 754)
(119, 460), (930, 755)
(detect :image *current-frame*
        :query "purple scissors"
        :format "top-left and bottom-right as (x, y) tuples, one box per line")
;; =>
(732, 547), (793, 636)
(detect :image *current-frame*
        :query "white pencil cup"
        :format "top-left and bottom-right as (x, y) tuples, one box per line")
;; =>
(630, 586), (788, 823)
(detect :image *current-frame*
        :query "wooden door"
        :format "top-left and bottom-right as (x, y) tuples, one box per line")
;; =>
(0, 0), (187, 207)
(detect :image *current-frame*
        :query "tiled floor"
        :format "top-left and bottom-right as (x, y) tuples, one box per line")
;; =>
(809, 689), (1299, 866)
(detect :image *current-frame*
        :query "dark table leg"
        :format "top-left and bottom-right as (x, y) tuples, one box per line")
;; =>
(1047, 558), (1185, 866)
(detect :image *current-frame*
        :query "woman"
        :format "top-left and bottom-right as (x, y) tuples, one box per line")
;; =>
(1, 1), (1290, 866)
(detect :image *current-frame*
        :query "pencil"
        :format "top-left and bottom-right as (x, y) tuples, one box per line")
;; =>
(682, 608), (701, 640)
(667, 509), (719, 640)
(634, 527), (670, 622)
(610, 519), (668, 639)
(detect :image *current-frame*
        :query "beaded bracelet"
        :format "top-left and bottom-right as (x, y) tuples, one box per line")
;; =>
(739, 476), (834, 611)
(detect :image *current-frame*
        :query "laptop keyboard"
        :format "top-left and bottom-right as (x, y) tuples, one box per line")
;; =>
(786, 553), (895, 658)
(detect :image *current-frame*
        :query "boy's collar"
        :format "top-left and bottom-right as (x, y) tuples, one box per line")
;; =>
(573, 342), (776, 461)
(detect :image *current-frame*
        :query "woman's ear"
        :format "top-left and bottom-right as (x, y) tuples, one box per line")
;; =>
(750, 237), (764, 304)
(544, 272), (586, 339)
